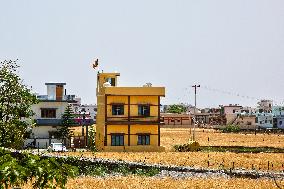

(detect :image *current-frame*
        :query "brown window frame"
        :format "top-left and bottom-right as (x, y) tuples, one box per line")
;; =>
(41, 108), (57, 118)
(138, 104), (150, 117)
(137, 134), (150, 145)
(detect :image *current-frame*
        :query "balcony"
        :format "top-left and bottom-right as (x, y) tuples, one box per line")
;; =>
(106, 116), (164, 125)
(36, 119), (62, 126)
(36, 118), (95, 126)
(36, 95), (76, 102)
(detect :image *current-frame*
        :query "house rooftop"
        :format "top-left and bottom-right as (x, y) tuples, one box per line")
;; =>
(45, 83), (66, 86)
(98, 73), (120, 77)
(105, 87), (165, 96)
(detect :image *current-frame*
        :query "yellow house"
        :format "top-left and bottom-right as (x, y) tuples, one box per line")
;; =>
(95, 72), (165, 152)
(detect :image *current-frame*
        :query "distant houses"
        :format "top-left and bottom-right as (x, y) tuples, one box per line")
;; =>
(273, 106), (284, 129)
(162, 99), (284, 130)
(220, 100), (284, 129)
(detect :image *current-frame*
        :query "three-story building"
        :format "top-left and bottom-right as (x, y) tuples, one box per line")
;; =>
(95, 72), (165, 152)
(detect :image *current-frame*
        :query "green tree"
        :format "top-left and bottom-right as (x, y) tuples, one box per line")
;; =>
(88, 124), (96, 152)
(0, 60), (38, 149)
(59, 104), (75, 140)
(167, 104), (187, 114)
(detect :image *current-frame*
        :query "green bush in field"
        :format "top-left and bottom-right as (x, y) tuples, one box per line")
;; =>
(0, 148), (78, 189)
(173, 141), (201, 152)
(222, 124), (241, 133)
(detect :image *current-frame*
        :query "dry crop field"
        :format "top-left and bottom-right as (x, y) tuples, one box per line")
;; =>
(22, 176), (284, 189)
(161, 128), (284, 150)
(60, 152), (284, 171)
(59, 151), (284, 172)
(55, 128), (284, 171)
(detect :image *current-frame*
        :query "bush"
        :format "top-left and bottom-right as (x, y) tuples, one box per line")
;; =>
(222, 125), (241, 133)
(173, 141), (200, 152)
(0, 148), (78, 189)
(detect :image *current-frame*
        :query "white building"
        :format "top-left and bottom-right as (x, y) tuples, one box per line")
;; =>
(25, 83), (78, 148)
(258, 99), (273, 113)
(78, 104), (97, 120)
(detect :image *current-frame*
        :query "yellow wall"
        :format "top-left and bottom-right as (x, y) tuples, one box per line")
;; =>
(105, 87), (165, 96)
(130, 125), (158, 146)
(130, 96), (159, 105)
(106, 95), (159, 117)
(107, 96), (128, 104)
(106, 96), (128, 117)
(107, 125), (128, 133)
(129, 135), (158, 146)
(130, 125), (158, 134)
(106, 125), (159, 146)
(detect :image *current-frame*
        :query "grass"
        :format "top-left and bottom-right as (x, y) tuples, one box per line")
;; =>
(21, 176), (284, 189)
(200, 146), (284, 153)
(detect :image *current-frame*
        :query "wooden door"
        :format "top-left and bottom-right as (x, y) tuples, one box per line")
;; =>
(56, 85), (63, 100)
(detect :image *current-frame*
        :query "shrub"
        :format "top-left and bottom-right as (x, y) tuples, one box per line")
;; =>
(222, 125), (241, 133)
(173, 142), (200, 152)
(0, 148), (78, 189)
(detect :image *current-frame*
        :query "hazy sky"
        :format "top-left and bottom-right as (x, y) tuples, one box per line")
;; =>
(1, 1), (284, 108)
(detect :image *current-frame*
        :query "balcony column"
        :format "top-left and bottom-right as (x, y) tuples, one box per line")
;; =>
(104, 95), (108, 146)
(158, 96), (161, 146)
(128, 96), (130, 146)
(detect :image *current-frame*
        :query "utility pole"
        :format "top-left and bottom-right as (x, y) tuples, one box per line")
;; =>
(192, 85), (200, 141)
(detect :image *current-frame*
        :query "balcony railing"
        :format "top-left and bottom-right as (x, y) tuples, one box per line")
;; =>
(36, 119), (62, 126)
(36, 95), (76, 101)
(36, 118), (95, 126)
(106, 116), (164, 124)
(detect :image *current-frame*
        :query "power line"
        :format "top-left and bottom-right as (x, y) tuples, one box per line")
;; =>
(200, 85), (284, 106)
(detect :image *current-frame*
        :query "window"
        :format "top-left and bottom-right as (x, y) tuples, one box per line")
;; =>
(41, 109), (56, 118)
(106, 78), (116, 86)
(112, 104), (124, 115)
(111, 134), (124, 146)
(138, 105), (150, 117)
(137, 134), (150, 145)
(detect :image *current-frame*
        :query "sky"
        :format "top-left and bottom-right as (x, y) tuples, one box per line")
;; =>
(1, 0), (284, 108)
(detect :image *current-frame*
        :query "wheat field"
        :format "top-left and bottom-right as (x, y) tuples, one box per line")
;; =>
(161, 128), (284, 151)
(22, 176), (284, 189)
(56, 128), (284, 171)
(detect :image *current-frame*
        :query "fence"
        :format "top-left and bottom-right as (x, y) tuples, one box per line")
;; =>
(24, 138), (67, 149)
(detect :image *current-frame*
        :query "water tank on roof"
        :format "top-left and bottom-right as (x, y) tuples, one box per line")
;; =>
(103, 82), (111, 87)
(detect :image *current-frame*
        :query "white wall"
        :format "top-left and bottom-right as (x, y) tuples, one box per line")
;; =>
(31, 126), (58, 138)
(256, 114), (273, 128)
(47, 85), (56, 100)
(32, 101), (69, 119)
(224, 106), (242, 114)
